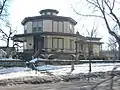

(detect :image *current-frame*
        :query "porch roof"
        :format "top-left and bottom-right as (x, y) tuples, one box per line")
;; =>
(86, 41), (104, 44)
(86, 37), (102, 40)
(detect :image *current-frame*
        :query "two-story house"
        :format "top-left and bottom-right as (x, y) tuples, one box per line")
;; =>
(13, 9), (103, 60)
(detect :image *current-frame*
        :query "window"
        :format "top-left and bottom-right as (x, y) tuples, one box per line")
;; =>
(53, 21), (57, 32)
(80, 44), (84, 51)
(69, 23), (73, 33)
(58, 22), (63, 32)
(32, 20), (43, 32)
(47, 12), (51, 15)
(53, 38), (57, 49)
(24, 24), (27, 34)
(52, 12), (57, 15)
(41, 13), (45, 15)
(88, 43), (93, 54)
(58, 38), (64, 49)
(53, 21), (63, 32)
(38, 21), (43, 31)
(52, 38), (64, 49)
(33, 27), (37, 32)
(70, 39), (73, 50)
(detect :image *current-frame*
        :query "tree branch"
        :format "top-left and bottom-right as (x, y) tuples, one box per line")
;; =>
(110, 11), (120, 30)
(104, 0), (120, 30)
(72, 6), (104, 18)
(0, 36), (7, 42)
(95, 0), (120, 41)
(112, 0), (116, 10)
(0, 29), (8, 37)
(86, 0), (99, 8)
(103, 12), (120, 42)
(0, 0), (7, 16)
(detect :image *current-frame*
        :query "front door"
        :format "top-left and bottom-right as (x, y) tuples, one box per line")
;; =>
(37, 37), (44, 50)
(34, 36), (44, 52)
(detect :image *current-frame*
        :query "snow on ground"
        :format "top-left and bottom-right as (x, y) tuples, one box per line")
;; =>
(0, 67), (31, 74)
(49, 63), (120, 75)
(0, 70), (47, 80)
(36, 65), (62, 70)
(0, 63), (120, 80)
(28, 58), (46, 63)
(0, 58), (20, 61)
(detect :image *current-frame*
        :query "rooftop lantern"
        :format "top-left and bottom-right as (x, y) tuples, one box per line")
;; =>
(39, 9), (59, 16)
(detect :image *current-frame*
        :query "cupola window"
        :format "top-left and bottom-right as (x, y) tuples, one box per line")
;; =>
(46, 12), (51, 15)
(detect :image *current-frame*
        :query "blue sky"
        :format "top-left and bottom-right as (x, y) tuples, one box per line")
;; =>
(2, 0), (110, 49)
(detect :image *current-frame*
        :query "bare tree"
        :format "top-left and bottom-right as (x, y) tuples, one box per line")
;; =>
(0, 0), (12, 47)
(86, 24), (98, 81)
(73, 0), (120, 59)
(0, 23), (16, 47)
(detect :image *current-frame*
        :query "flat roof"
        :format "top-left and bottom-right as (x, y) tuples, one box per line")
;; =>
(39, 9), (59, 14)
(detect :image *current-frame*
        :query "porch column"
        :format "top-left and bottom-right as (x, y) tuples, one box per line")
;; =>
(100, 44), (102, 57)
(44, 35), (48, 52)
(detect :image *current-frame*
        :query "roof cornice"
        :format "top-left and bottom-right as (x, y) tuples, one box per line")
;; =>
(21, 15), (77, 25)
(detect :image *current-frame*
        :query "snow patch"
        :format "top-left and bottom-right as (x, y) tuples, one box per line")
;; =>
(0, 63), (120, 80)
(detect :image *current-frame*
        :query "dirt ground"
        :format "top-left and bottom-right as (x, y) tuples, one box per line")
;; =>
(0, 78), (120, 90)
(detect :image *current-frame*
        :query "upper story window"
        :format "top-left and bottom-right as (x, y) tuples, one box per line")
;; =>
(69, 23), (74, 33)
(53, 21), (57, 32)
(58, 22), (63, 32)
(32, 20), (43, 32)
(24, 24), (27, 34)
(53, 21), (64, 32)
(52, 12), (57, 15)
(41, 13), (45, 15)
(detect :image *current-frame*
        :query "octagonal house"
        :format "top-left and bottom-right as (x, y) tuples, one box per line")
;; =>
(13, 9), (102, 60)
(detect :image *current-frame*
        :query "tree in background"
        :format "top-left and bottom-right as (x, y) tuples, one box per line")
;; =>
(86, 24), (98, 81)
(73, 0), (120, 59)
(108, 37), (118, 59)
(0, 0), (13, 47)
(0, 23), (16, 47)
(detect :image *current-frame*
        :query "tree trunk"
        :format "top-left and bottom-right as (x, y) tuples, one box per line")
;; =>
(118, 45), (120, 60)
(6, 38), (9, 47)
(118, 41), (120, 60)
